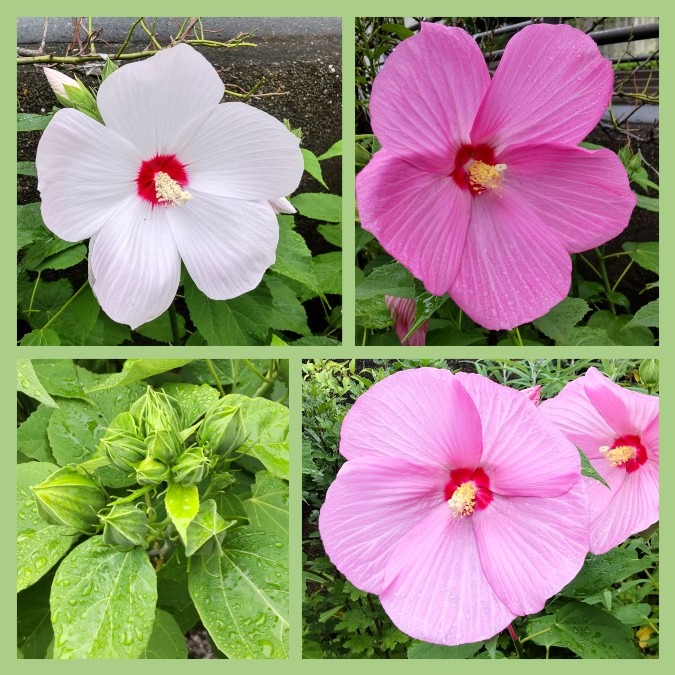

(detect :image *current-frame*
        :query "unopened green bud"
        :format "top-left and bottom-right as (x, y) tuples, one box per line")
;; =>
(639, 359), (659, 389)
(43, 67), (101, 122)
(101, 504), (148, 550)
(131, 387), (181, 437)
(99, 413), (146, 472)
(146, 428), (183, 465)
(184, 499), (236, 557)
(135, 457), (170, 485)
(171, 446), (209, 486)
(197, 401), (246, 458)
(30, 466), (106, 531)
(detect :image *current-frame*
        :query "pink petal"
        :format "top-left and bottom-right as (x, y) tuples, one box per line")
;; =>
(449, 188), (571, 330)
(473, 479), (589, 615)
(385, 296), (428, 346)
(97, 44), (224, 158)
(642, 415), (659, 457)
(584, 368), (659, 438)
(539, 372), (616, 459)
(521, 385), (541, 406)
(380, 503), (516, 645)
(341, 368), (483, 469)
(35, 108), (142, 241)
(173, 102), (303, 201)
(319, 456), (447, 594)
(587, 462), (659, 554)
(89, 201), (181, 328)
(165, 191), (278, 300)
(370, 22), (490, 172)
(471, 24), (613, 154)
(455, 373), (580, 497)
(357, 150), (472, 294)
(499, 144), (636, 252)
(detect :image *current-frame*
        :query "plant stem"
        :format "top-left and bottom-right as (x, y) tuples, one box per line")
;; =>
(243, 358), (276, 383)
(611, 259), (634, 292)
(508, 623), (524, 658)
(511, 326), (524, 346)
(206, 359), (225, 397)
(168, 302), (180, 344)
(596, 248), (616, 314)
(41, 280), (89, 330)
(27, 271), (41, 316)
(115, 17), (143, 58)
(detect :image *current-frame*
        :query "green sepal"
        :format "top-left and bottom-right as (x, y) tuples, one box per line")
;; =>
(197, 399), (246, 458)
(171, 446), (210, 486)
(101, 503), (149, 550)
(136, 456), (171, 485)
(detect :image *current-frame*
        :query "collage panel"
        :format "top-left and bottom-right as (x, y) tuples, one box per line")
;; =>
(17, 16), (342, 347)
(302, 358), (660, 658)
(17, 358), (289, 659)
(355, 18), (658, 347)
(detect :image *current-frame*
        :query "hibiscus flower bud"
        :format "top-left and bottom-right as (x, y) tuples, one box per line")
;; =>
(31, 466), (107, 531)
(131, 387), (181, 437)
(135, 456), (171, 485)
(639, 359), (659, 389)
(101, 503), (148, 550)
(171, 446), (210, 486)
(146, 428), (183, 465)
(197, 401), (246, 458)
(99, 412), (147, 472)
(184, 499), (236, 557)
(42, 67), (101, 122)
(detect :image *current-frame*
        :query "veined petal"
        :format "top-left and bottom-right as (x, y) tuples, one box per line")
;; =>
(357, 150), (472, 294)
(89, 200), (181, 329)
(471, 24), (613, 153)
(36, 108), (141, 241)
(380, 503), (516, 645)
(165, 190), (278, 300)
(174, 102), (303, 200)
(97, 44), (224, 158)
(449, 187), (571, 330)
(539, 372), (616, 459)
(455, 373), (581, 497)
(319, 456), (447, 595)
(499, 144), (635, 252)
(473, 480), (589, 616)
(370, 22), (490, 172)
(340, 368), (483, 469)
(385, 296), (428, 346)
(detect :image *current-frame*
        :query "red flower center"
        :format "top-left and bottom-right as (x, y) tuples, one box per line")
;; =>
(444, 466), (493, 516)
(136, 154), (189, 206)
(602, 434), (647, 473)
(451, 144), (505, 196)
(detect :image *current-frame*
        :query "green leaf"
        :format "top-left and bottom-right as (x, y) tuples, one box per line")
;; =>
(292, 335), (342, 346)
(318, 139), (342, 160)
(244, 471), (288, 537)
(18, 404), (55, 463)
(18, 112), (53, 131)
(301, 148), (328, 188)
(291, 192), (342, 222)
(156, 553), (200, 633)
(165, 482), (199, 544)
(19, 278), (73, 330)
(17, 572), (54, 659)
(42, 286), (101, 346)
(625, 300), (659, 329)
(310, 251), (342, 298)
(317, 223), (342, 248)
(636, 194), (659, 212)
(568, 326), (616, 346)
(525, 601), (641, 658)
(560, 546), (655, 598)
(140, 609), (188, 659)
(356, 263), (415, 301)
(51, 536), (158, 658)
(579, 448), (609, 487)
(17, 462), (78, 591)
(188, 527), (288, 658)
(587, 310), (654, 346)
(17, 202), (50, 250)
(380, 22), (414, 38)
(83, 309), (131, 346)
(101, 57), (119, 80)
(613, 603), (652, 626)
(622, 242), (658, 274)
(87, 359), (193, 391)
(265, 275), (311, 335)
(32, 360), (90, 401)
(20, 329), (61, 346)
(408, 640), (483, 658)
(135, 309), (186, 343)
(17, 359), (58, 408)
(18, 161), (37, 176)
(271, 216), (321, 295)
(533, 297), (590, 344)
(223, 394), (289, 480)
(23, 238), (87, 272)
(405, 291), (447, 341)
(160, 383), (220, 427)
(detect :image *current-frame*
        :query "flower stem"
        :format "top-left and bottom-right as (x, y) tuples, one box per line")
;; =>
(507, 623), (524, 658)
(510, 326), (524, 346)
(596, 248), (616, 314)
(168, 302), (180, 344)
(41, 280), (89, 330)
(243, 358), (276, 383)
(611, 259), (634, 292)
(206, 359), (226, 397)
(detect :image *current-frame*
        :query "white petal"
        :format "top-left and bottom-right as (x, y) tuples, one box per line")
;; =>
(165, 190), (278, 299)
(174, 102), (304, 200)
(96, 44), (224, 158)
(89, 200), (181, 328)
(269, 197), (296, 214)
(35, 108), (142, 241)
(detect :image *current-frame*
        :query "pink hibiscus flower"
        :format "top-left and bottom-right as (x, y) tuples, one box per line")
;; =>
(319, 368), (589, 645)
(540, 367), (659, 554)
(36, 45), (303, 328)
(356, 23), (636, 330)
(385, 295), (428, 345)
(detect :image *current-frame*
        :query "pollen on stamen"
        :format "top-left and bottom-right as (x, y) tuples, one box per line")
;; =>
(154, 171), (192, 206)
(468, 161), (507, 197)
(599, 444), (636, 467)
(447, 481), (478, 517)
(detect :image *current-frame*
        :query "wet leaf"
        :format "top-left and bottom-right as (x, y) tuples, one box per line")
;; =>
(140, 609), (188, 659)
